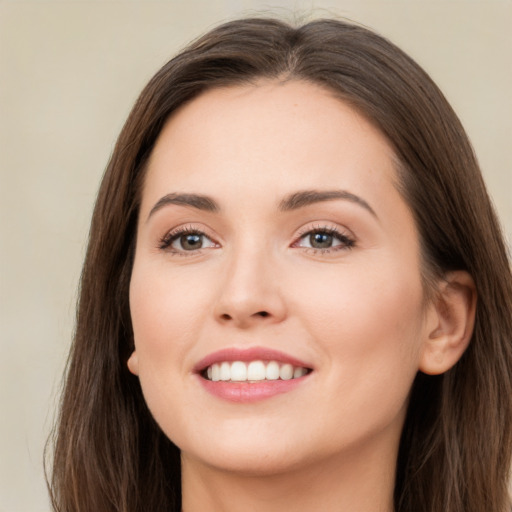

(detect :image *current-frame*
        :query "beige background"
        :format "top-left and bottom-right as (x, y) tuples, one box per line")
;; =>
(1, 1), (511, 511)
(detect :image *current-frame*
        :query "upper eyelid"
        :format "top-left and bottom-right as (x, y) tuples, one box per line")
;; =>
(295, 222), (355, 239)
(297, 225), (344, 236)
(162, 223), (217, 240)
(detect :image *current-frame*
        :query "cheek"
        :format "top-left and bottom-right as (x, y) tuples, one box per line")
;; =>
(128, 261), (212, 388)
(131, 260), (206, 344)
(292, 256), (426, 413)
(128, 262), (213, 437)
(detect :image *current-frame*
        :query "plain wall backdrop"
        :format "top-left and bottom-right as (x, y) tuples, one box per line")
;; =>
(1, 1), (511, 511)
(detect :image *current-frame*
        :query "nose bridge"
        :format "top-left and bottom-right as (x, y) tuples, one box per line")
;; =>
(215, 235), (286, 327)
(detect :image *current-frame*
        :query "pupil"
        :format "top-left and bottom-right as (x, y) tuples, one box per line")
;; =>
(310, 232), (332, 249)
(181, 234), (202, 250)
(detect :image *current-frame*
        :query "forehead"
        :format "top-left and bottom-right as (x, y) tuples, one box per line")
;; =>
(142, 80), (400, 215)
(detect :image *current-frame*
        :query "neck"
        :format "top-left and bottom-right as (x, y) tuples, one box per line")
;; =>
(181, 439), (397, 512)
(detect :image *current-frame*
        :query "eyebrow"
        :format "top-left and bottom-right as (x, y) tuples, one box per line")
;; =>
(147, 188), (377, 221)
(147, 193), (219, 221)
(279, 189), (377, 218)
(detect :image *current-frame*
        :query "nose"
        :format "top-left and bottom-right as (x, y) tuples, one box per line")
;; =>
(214, 245), (287, 328)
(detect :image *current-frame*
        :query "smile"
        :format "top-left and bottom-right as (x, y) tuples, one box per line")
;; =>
(204, 360), (309, 382)
(195, 347), (313, 402)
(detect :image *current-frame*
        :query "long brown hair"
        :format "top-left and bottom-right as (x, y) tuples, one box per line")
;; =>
(47, 17), (512, 512)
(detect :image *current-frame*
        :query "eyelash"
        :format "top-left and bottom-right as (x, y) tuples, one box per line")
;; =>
(158, 224), (355, 256)
(158, 225), (216, 255)
(293, 225), (355, 254)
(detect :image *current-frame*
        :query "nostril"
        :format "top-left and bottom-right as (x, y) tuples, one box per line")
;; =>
(217, 310), (274, 324)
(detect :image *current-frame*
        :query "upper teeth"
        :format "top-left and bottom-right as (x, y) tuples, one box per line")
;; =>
(205, 360), (308, 382)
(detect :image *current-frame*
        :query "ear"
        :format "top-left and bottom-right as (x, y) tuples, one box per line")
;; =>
(127, 350), (139, 376)
(419, 271), (477, 375)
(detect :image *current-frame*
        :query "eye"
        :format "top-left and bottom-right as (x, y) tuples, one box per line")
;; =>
(293, 227), (355, 252)
(159, 227), (218, 254)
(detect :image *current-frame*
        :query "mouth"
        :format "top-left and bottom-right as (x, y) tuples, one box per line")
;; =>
(194, 347), (313, 401)
(202, 360), (311, 382)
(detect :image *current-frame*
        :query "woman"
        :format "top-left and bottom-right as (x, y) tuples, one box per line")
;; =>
(48, 17), (512, 512)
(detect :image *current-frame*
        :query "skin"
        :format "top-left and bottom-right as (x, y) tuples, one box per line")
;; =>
(128, 80), (474, 512)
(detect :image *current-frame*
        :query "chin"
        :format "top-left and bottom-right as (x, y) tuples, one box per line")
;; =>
(184, 443), (308, 477)
(174, 424), (315, 476)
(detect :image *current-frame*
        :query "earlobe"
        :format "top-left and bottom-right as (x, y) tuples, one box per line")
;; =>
(127, 350), (140, 376)
(419, 271), (477, 375)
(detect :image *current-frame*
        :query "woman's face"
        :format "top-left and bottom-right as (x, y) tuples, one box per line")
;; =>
(129, 80), (435, 475)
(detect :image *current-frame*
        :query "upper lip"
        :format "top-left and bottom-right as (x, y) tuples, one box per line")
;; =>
(193, 346), (313, 373)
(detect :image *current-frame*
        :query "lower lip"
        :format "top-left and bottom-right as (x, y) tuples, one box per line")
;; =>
(197, 375), (309, 403)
